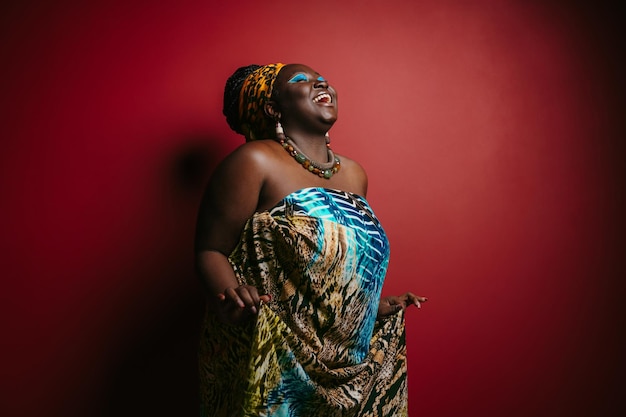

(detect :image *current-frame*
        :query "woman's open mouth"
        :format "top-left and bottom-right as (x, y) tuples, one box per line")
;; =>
(313, 93), (332, 104)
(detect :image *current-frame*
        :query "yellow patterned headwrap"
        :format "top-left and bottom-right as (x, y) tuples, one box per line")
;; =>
(238, 63), (285, 141)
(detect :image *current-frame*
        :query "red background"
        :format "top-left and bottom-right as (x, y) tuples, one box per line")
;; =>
(1, 1), (624, 416)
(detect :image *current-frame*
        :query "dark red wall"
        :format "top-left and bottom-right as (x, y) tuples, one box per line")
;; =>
(1, 1), (624, 416)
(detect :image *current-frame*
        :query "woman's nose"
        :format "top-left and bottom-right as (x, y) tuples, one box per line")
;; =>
(314, 78), (329, 88)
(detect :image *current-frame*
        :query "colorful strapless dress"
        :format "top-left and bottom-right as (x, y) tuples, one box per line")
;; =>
(199, 188), (407, 417)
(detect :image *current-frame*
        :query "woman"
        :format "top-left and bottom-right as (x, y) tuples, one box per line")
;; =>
(195, 63), (427, 416)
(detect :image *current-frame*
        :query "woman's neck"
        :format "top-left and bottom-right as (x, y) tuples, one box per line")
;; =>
(282, 131), (331, 163)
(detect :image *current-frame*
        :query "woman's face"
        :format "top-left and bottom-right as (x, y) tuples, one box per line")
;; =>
(273, 64), (338, 132)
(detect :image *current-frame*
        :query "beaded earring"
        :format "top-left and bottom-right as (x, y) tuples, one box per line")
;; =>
(275, 120), (285, 140)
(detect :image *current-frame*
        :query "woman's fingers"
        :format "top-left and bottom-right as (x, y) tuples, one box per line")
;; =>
(238, 286), (259, 313)
(224, 287), (246, 308)
(402, 292), (428, 308)
(405, 293), (421, 308)
(219, 286), (271, 321)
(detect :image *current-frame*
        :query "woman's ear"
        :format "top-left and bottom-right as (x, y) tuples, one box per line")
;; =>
(264, 101), (281, 120)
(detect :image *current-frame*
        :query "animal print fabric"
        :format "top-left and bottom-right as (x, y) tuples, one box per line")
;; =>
(238, 62), (285, 141)
(199, 188), (408, 416)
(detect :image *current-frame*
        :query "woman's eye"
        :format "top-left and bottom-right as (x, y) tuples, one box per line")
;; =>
(317, 76), (326, 81)
(288, 73), (309, 83)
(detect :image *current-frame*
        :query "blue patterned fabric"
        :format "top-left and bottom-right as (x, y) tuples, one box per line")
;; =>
(199, 188), (407, 416)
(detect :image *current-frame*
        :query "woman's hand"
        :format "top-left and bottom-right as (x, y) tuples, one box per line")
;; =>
(378, 292), (428, 317)
(213, 285), (271, 325)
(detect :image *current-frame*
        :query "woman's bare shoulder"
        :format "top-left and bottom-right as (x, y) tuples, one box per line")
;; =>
(211, 140), (279, 180)
(336, 153), (365, 172)
(222, 139), (279, 164)
(197, 140), (284, 253)
(334, 153), (369, 196)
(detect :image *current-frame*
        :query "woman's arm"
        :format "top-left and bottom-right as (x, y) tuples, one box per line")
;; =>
(194, 143), (271, 324)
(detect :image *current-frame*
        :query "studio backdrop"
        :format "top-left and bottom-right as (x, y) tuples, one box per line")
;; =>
(1, 1), (623, 416)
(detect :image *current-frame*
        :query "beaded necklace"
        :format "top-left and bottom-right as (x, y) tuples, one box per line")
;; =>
(279, 137), (341, 179)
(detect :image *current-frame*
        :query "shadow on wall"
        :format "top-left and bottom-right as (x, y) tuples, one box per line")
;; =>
(98, 134), (228, 417)
(101, 289), (205, 417)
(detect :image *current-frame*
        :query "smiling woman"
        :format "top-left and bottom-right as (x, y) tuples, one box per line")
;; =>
(194, 63), (427, 416)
